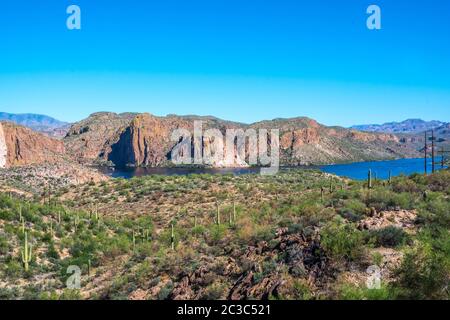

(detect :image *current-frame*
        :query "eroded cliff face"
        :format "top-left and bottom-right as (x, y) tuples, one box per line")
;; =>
(64, 112), (137, 162)
(64, 113), (421, 167)
(108, 114), (174, 167)
(0, 122), (65, 168)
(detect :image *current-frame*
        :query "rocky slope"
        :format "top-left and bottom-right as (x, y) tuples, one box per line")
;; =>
(64, 113), (421, 167)
(251, 117), (419, 165)
(0, 121), (65, 168)
(397, 123), (450, 154)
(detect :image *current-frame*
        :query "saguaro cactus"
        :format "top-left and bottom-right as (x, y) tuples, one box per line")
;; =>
(21, 217), (25, 234)
(233, 201), (236, 222)
(171, 223), (175, 250)
(49, 220), (54, 239)
(216, 202), (221, 225)
(73, 214), (80, 233)
(320, 187), (324, 202)
(388, 170), (392, 185)
(87, 259), (91, 276)
(368, 169), (372, 189)
(21, 232), (32, 272)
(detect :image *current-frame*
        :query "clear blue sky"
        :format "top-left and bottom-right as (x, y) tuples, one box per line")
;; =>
(1, 0), (449, 126)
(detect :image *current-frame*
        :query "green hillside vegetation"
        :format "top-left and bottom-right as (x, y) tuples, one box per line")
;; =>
(0, 169), (448, 300)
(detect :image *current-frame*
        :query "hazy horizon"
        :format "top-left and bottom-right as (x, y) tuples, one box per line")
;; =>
(1, 109), (449, 128)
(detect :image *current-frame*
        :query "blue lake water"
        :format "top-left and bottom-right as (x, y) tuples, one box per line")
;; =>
(99, 157), (446, 180)
(320, 157), (446, 180)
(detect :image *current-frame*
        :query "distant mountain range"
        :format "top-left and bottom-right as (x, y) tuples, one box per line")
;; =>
(351, 119), (447, 134)
(5, 112), (450, 168)
(0, 112), (70, 138)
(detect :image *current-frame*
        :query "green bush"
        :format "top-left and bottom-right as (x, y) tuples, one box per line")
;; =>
(369, 226), (409, 248)
(393, 233), (449, 299)
(338, 199), (367, 222)
(320, 218), (364, 261)
(338, 283), (396, 300)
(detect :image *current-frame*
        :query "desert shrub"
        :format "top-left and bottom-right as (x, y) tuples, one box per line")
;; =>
(0, 209), (15, 221)
(338, 199), (367, 222)
(58, 289), (82, 300)
(208, 224), (228, 243)
(393, 238), (449, 299)
(365, 188), (392, 211)
(253, 225), (275, 243)
(192, 225), (206, 236)
(47, 242), (60, 260)
(157, 282), (174, 300)
(200, 282), (226, 300)
(298, 204), (334, 227)
(392, 178), (421, 193)
(0, 287), (20, 299)
(103, 234), (131, 258)
(320, 218), (364, 261)
(367, 189), (415, 211)
(417, 197), (450, 230)
(236, 216), (256, 242)
(426, 170), (450, 192)
(338, 283), (396, 300)
(4, 260), (22, 278)
(290, 279), (313, 300)
(369, 226), (409, 248)
(0, 235), (9, 255)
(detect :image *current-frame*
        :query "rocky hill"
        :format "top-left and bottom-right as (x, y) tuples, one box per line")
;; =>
(0, 112), (70, 138)
(351, 119), (446, 134)
(64, 113), (421, 167)
(0, 121), (65, 168)
(397, 123), (450, 155)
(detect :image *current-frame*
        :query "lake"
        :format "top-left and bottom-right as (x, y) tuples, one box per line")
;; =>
(320, 157), (446, 180)
(98, 157), (446, 180)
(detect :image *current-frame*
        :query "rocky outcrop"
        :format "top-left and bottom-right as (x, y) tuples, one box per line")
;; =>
(108, 113), (173, 167)
(64, 112), (137, 162)
(0, 122), (65, 168)
(64, 113), (421, 168)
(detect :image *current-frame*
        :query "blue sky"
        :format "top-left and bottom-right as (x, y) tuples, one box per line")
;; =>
(1, 0), (449, 126)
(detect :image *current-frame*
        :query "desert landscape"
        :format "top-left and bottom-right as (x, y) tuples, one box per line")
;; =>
(0, 113), (448, 300)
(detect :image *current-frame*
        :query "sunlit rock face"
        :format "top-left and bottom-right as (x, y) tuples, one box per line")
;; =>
(0, 123), (7, 168)
(65, 113), (421, 167)
(0, 121), (65, 168)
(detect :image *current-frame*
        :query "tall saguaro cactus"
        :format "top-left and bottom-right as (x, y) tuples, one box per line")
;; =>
(171, 223), (175, 251)
(21, 232), (32, 272)
(216, 202), (221, 226)
(388, 170), (392, 185)
(21, 217), (25, 234)
(368, 169), (372, 189)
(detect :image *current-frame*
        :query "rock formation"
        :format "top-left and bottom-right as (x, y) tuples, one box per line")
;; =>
(0, 121), (65, 168)
(64, 113), (421, 168)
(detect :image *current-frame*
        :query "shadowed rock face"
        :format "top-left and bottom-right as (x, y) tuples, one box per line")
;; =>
(64, 113), (421, 167)
(108, 114), (172, 167)
(64, 112), (137, 162)
(0, 122), (65, 168)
